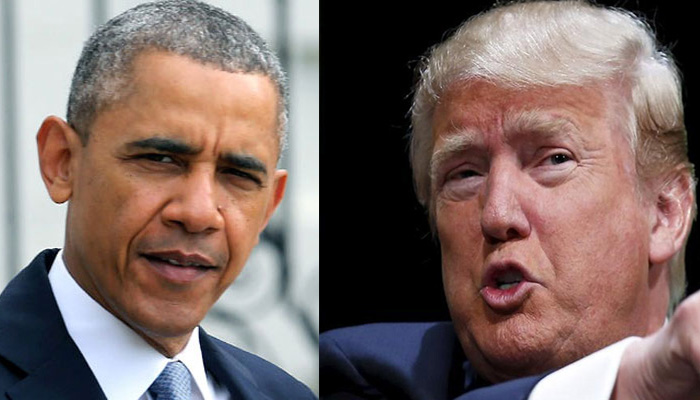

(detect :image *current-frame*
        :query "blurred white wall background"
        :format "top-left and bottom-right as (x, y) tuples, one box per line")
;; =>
(0, 0), (319, 393)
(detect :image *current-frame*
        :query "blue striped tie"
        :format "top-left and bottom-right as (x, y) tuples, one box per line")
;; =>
(148, 361), (192, 400)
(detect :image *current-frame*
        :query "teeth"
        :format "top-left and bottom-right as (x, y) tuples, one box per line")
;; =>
(494, 269), (523, 290)
(164, 258), (203, 268)
(498, 282), (519, 290)
(186, 261), (204, 267)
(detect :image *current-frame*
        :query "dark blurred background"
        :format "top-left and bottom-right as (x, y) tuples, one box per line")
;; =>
(320, 1), (700, 332)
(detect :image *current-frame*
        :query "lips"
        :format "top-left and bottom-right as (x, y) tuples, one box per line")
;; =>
(141, 250), (219, 283)
(144, 250), (217, 268)
(480, 261), (539, 312)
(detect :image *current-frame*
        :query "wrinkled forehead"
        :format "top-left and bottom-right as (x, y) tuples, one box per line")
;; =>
(431, 80), (631, 151)
(428, 81), (637, 181)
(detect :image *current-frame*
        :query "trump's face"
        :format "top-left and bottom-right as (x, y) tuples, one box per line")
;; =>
(431, 80), (664, 382)
(40, 51), (286, 356)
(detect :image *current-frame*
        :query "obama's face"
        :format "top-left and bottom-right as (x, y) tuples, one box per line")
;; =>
(39, 51), (286, 356)
(431, 80), (665, 382)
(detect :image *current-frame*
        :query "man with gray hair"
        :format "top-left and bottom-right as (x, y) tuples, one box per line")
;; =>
(0, 1), (315, 399)
(321, 1), (700, 399)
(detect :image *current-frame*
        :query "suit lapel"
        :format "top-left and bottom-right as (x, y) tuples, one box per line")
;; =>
(455, 373), (549, 400)
(0, 249), (106, 400)
(6, 339), (106, 400)
(199, 329), (273, 400)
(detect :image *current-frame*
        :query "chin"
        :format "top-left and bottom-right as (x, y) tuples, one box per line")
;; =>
(459, 315), (575, 382)
(474, 343), (554, 382)
(474, 341), (562, 382)
(121, 298), (207, 340)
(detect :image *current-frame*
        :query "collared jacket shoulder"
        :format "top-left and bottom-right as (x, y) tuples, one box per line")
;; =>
(320, 322), (546, 400)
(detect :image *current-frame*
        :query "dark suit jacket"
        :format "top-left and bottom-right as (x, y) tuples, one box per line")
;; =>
(320, 322), (548, 400)
(0, 249), (316, 399)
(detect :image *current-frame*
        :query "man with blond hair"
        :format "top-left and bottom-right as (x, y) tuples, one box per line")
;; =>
(322, 2), (700, 399)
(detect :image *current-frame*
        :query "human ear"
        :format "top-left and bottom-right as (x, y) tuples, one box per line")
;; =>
(36, 116), (83, 204)
(648, 167), (695, 265)
(258, 169), (288, 235)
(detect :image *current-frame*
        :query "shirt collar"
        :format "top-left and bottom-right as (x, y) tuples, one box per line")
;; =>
(48, 249), (214, 400)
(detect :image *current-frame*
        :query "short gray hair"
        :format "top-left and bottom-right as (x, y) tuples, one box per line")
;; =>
(410, 0), (694, 310)
(67, 0), (288, 152)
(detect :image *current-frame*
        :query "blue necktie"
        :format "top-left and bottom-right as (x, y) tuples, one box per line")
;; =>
(148, 361), (192, 400)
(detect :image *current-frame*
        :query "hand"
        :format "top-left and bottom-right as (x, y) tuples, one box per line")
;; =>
(612, 290), (700, 400)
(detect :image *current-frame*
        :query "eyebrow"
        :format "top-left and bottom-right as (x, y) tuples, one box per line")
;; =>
(502, 109), (582, 143)
(221, 153), (268, 177)
(126, 137), (200, 155)
(126, 136), (269, 176)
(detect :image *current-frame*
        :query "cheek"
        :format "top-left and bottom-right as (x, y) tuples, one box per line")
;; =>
(536, 181), (650, 308)
(436, 200), (483, 302)
(75, 168), (132, 242)
(107, 179), (168, 241)
(224, 193), (268, 232)
(220, 195), (271, 262)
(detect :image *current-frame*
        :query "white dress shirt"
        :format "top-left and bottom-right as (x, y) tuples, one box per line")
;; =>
(529, 336), (641, 400)
(48, 250), (230, 400)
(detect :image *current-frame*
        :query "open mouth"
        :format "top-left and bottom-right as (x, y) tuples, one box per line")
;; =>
(493, 269), (523, 290)
(480, 262), (538, 311)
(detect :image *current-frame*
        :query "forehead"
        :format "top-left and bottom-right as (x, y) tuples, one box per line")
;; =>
(432, 80), (622, 144)
(99, 51), (281, 157)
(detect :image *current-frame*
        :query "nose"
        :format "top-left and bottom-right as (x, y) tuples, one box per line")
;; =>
(480, 163), (531, 245)
(161, 169), (225, 233)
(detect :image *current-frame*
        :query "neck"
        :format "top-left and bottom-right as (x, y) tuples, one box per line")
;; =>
(136, 329), (193, 358)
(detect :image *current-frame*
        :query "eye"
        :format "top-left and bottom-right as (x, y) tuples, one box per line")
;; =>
(220, 168), (263, 188)
(535, 149), (575, 168)
(530, 149), (577, 187)
(438, 165), (484, 200)
(139, 153), (176, 164)
(549, 153), (571, 165)
(450, 169), (480, 180)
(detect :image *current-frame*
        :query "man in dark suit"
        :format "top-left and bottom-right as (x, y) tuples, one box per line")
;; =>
(0, 1), (315, 399)
(321, 2), (700, 399)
